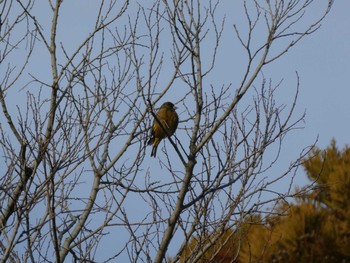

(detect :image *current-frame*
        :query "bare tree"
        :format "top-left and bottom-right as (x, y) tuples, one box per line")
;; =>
(0, 0), (333, 262)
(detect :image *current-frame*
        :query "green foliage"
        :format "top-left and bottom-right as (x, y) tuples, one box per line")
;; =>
(242, 140), (350, 262)
(177, 140), (350, 262)
(178, 228), (240, 263)
(304, 140), (350, 218)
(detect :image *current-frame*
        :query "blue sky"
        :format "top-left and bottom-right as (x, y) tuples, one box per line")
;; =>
(282, 0), (350, 149)
(2, 0), (349, 261)
(260, 0), (350, 186)
(12, 0), (350, 150)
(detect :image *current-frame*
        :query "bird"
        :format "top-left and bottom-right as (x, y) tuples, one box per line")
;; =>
(148, 102), (179, 157)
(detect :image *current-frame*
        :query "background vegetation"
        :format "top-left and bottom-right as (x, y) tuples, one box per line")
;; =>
(0, 1), (335, 262)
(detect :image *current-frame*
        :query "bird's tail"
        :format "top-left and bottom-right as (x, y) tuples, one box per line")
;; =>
(150, 138), (160, 157)
(147, 137), (154, 146)
(151, 145), (157, 157)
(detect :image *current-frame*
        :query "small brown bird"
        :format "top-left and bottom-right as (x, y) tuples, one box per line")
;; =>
(148, 102), (179, 157)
